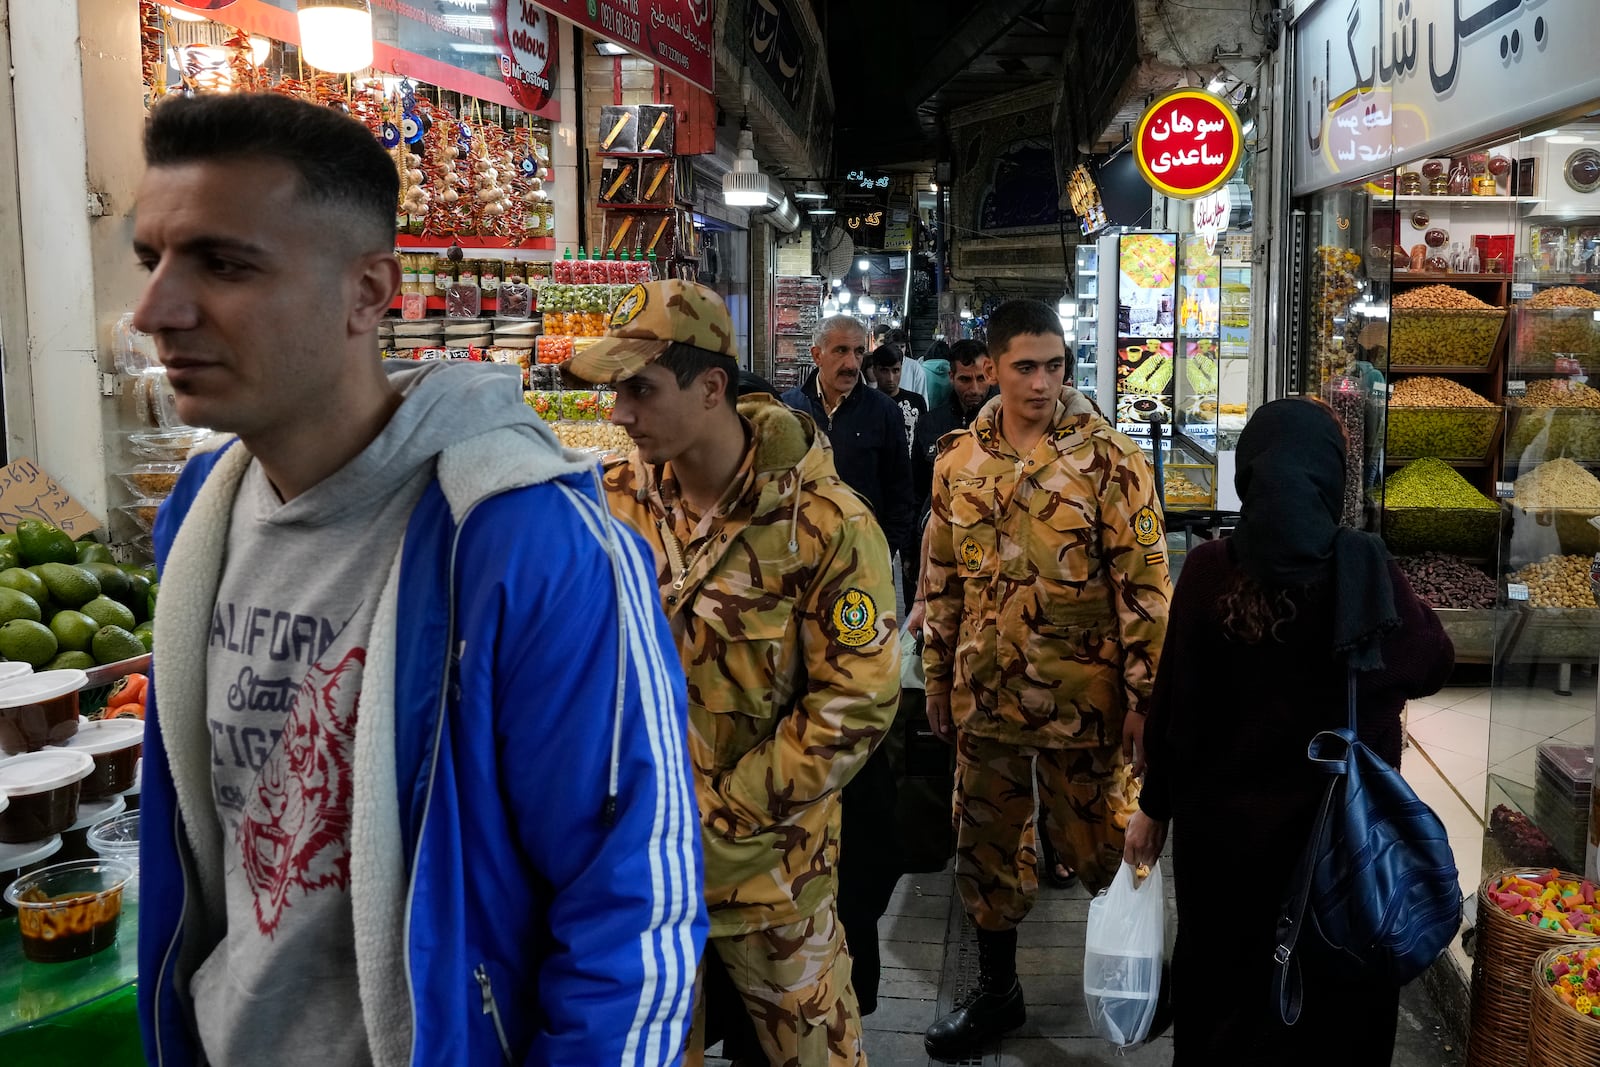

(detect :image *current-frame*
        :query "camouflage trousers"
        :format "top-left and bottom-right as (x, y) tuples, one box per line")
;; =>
(685, 905), (866, 1066)
(954, 731), (1140, 932)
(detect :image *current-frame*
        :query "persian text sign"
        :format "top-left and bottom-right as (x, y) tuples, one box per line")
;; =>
(1134, 90), (1243, 199)
(1192, 186), (1231, 255)
(496, 2), (558, 112)
(0, 459), (97, 537)
(1292, 0), (1600, 194)
(530, 0), (712, 92)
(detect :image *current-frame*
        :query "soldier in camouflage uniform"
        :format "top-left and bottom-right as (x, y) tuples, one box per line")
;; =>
(569, 280), (901, 1066)
(920, 300), (1172, 1059)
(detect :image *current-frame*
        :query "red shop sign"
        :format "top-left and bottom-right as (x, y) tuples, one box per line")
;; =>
(1134, 89), (1243, 200)
(526, 0), (712, 93)
(495, 2), (559, 112)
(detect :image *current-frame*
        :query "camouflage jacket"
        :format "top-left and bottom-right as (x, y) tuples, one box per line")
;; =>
(923, 388), (1172, 749)
(602, 394), (900, 936)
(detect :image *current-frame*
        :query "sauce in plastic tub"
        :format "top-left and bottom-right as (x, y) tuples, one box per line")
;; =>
(0, 748), (94, 842)
(0, 669), (87, 755)
(61, 719), (144, 799)
(4, 857), (132, 962)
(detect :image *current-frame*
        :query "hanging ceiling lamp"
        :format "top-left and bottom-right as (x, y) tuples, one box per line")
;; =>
(858, 295), (877, 316)
(297, 0), (374, 74)
(722, 123), (769, 207)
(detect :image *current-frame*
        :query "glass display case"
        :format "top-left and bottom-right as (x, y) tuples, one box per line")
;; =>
(1073, 243), (1100, 404)
(1292, 111), (1600, 883)
(1218, 250), (1251, 448)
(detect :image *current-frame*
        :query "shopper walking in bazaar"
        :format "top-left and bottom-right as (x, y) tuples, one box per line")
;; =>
(912, 338), (994, 512)
(1123, 398), (1454, 1063)
(782, 313), (915, 1014)
(131, 94), (703, 1067)
(569, 279), (901, 1064)
(920, 299), (1172, 1059)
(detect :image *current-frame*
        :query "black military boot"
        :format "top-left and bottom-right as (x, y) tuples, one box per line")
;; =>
(924, 927), (1026, 1060)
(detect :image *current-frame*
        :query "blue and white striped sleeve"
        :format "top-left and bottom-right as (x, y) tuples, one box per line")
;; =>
(507, 482), (706, 1066)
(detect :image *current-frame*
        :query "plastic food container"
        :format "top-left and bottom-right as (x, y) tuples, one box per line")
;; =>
(119, 500), (163, 535)
(116, 462), (182, 499)
(86, 810), (138, 902)
(0, 669), (88, 755)
(0, 748), (94, 842)
(61, 719), (143, 799)
(128, 427), (213, 462)
(1389, 308), (1506, 367)
(0, 834), (61, 918)
(1386, 405), (1503, 460)
(5, 857), (132, 962)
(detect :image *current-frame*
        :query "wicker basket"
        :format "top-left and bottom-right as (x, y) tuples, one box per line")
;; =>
(1469, 868), (1600, 1067)
(1530, 946), (1600, 1066)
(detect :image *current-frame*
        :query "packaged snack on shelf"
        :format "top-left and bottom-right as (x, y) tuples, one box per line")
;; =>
(639, 160), (675, 205)
(498, 283), (534, 319)
(598, 104), (641, 154)
(445, 284), (481, 319)
(599, 162), (639, 205)
(635, 105), (675, 155)
(536, 335), (574, 364)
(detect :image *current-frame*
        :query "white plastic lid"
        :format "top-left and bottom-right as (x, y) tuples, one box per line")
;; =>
(69, 793), (126, 832)
(0, 663), (32, 685)
(0, 833), (61, 871)
(0, 748), (94, 795)
(61, 718), (144, 757)
(0, 669), (87, 709)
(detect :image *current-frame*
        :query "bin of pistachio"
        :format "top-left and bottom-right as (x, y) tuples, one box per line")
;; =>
(1385, 376), (1501, 459)
(1375, 458), (1500, 555)
(1389, 285), (1506, 367)
(1506, 378), (1600, 462)
(1514, 286), (1600, 369)
(1510, 457), (1600, 555)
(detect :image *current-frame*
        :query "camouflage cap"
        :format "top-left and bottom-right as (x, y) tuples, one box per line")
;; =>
(567, 279), (736, 384)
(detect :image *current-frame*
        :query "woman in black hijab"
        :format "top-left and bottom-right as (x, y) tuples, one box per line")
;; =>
(1124, 399), (1453, 1063)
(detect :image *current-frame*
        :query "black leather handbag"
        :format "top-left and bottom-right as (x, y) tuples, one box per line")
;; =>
(1272, 670), (1462, 1024)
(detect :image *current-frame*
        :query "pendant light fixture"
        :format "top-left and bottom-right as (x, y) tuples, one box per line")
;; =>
(297, 0), (374, 74)
(722, 122), (768, 207)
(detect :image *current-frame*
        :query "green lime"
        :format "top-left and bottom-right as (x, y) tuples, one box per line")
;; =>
(81, 562), (130, 601)
(49, 610), (99, 652)
(32, 563), (100, 608)
(91, 625), (144, 666)
(0, 619), (57, 666)
(0, 587), (40, 625)
(44, 651), (95, 671)
(80, 595), (136, 632)
(132, 622), (154, 653)
(0, 567), (47, 604)
(15, 520), (76, 566)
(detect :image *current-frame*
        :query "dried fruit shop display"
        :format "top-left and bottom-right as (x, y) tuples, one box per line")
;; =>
(1507, 379), (1600, 462)
(1385, 376), (1502, 459)
(1517, 286), (1600, 369)
(1510, 555), (1598, 609)
(1375, 458), (1500, 555)
(1309, 246), (1363, 382)
(1398, 552), (1499, 609)
(1511, 459), (1600, 555)
(1389, 285), (1506, 368)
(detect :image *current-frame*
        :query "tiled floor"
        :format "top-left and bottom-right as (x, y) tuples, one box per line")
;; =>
(1402, 669), (1598, 891)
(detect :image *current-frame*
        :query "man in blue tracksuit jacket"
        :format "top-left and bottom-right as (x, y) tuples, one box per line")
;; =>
(133, 93), (704, 1066)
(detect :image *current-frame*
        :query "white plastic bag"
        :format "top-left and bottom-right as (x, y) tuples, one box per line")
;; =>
(1083, 860), (1166, 1048)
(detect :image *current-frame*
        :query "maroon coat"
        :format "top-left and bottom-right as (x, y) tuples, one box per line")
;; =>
(1140, 537), (1454, 1063)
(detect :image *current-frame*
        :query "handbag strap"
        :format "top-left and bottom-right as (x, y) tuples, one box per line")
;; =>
(1271, 666), (1358, 1026)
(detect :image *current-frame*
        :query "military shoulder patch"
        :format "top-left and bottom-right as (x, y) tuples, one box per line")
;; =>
(1144, 551), (1165, 567)
(959, 535), (984, 573)
(610, 283), (648, 328)
(1133, 505), (1162, 547)
(831, 588), (878, 647)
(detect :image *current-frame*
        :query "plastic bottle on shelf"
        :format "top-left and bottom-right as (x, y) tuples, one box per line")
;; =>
(647, 250), (659, 281)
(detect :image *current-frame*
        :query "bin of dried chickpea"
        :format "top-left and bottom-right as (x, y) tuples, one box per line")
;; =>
(1511, 554), (1598, 608)
(1385, 376), (1501, 459)
(1516, 286), (1600, 368)
(1511, 458), (1600, 554)
(1507, 379), (1600, 461)
(1389, 286), (1505, 367)
(551, 421), (632, 455)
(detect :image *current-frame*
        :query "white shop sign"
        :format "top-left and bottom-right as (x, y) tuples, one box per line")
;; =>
(1292, 0), (1600, 195)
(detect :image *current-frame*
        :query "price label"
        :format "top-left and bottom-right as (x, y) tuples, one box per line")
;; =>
(1507, 380), (1527, 397)
(1507, 582), (1530, 602)
(1591, 554), (1600, 601)
(1513, 282), (1534, 300)
(1495, 481), (1515, 499)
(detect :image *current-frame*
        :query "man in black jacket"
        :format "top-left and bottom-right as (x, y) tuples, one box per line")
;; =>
(782, 315), (914, 557)
(912, 338), (995, 512)
(780, 312), (912, 1019)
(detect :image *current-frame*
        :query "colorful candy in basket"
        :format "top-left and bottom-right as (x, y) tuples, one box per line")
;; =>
(1544, 945), (1600, 1018)
(1488, 870), (1600, 935)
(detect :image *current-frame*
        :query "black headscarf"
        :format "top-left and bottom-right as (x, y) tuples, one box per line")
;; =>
(1229, 399), (1399, 670)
